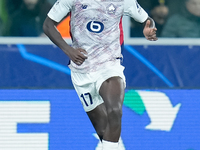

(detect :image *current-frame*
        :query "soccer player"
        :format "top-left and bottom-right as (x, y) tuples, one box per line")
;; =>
(43, 0), (157, 149)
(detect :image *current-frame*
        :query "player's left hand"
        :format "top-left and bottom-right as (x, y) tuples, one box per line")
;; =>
(143, 20), (158, 41)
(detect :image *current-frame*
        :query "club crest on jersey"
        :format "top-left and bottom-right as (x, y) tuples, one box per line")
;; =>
(107, 3), (116, 14)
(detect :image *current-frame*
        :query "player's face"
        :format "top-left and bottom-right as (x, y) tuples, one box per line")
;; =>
(23, 0), (39, 10)
(186, 0), (200, 16)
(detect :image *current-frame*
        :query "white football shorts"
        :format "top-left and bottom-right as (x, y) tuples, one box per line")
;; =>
(71, 61), (126, 112)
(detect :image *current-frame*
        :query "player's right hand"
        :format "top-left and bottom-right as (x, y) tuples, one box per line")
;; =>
(68, 47), (88, 66)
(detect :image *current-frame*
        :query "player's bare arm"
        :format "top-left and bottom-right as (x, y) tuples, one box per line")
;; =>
(143, 17), (158, 41)
(43, 17), (87, 66)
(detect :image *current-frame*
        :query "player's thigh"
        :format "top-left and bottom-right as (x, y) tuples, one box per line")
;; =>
(86, 103), (107, 130)
(99, 76), (125, 109)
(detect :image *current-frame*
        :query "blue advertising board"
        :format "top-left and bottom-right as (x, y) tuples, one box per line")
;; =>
(0, 89), (199, 150)
(1, 44), (200, 88)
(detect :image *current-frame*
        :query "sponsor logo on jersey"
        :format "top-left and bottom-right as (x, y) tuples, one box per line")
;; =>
(82, 4), (88, 9)
(87, 21), (104, 33)
(75, 3), (89, 11)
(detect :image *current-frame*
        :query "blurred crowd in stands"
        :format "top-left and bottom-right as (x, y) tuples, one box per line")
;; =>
(0, 0), (54, 37)
(131, 0), (200, 38)
(0, 0), (200, 37)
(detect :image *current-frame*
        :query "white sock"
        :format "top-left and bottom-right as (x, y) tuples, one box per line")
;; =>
(102, 140), (119, 150)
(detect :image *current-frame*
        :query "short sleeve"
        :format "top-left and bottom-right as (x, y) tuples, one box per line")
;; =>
(124, 0), (148, 23)
(48, 0), (74, 22)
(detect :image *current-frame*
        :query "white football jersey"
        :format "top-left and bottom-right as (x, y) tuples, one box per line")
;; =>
(48, 0), (148, 73)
